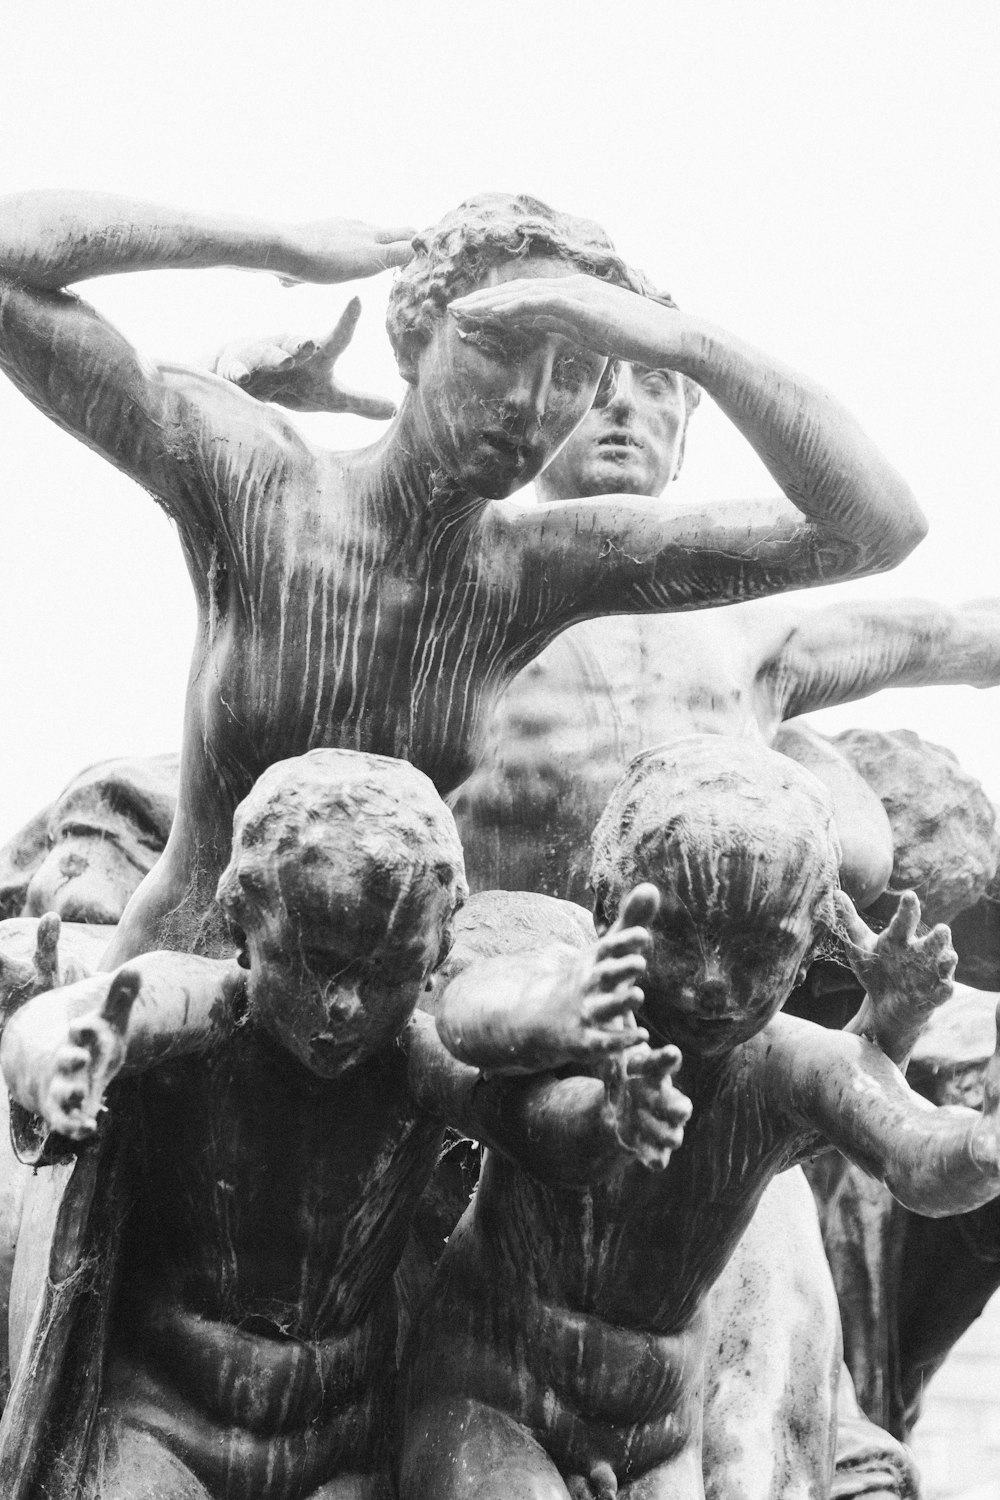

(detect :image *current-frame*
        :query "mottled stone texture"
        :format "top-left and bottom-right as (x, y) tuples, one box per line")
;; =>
(832, 728), (1000, 925)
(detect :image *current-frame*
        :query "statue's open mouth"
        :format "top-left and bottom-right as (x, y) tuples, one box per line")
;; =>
(597, 431), (641, 450)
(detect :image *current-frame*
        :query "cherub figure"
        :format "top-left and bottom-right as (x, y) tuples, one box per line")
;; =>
(0, 190), (924, 962)
(400, 736), (997, 1500)
(0, 749), (663, 1500)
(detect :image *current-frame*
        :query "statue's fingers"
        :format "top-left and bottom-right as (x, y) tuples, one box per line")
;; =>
(835, 890), (874, 954)
(584, 1024), (649, 1054)
(611, 884), (660, 938)
(33, 911), (62, 987)
(593, 952), (647, 987)
(598, 925), (652, 961)
(886, 890), (921, 944)
(336, 384), (398, 422)
(628, 1043), (682, 1078)
(372, 237), (416, 270)
(54, 1044), (91, 1077)
(585, 986), (645, 1025)
(319, 296), (362, 360)
(374, 225), (419, 245)
(102, 969), (141, 1037)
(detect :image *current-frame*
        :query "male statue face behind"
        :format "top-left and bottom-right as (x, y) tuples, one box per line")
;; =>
(536, 357), (691, 502)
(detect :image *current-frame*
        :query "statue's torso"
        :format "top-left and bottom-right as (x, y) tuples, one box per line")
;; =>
(406, 1035), (804, 1479)
(113, 1025), (440, 1473)
(454, 607), (784, 902)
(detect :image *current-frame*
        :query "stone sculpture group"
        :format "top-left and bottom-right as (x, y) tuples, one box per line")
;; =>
(0, 188), (998, 1498)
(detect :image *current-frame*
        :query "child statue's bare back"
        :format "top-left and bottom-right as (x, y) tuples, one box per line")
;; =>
(400, 738), (1000, 1500)
(0, 191), (924, 960)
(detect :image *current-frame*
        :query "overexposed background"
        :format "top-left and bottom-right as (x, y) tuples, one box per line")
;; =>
(0, 1), (997, 837)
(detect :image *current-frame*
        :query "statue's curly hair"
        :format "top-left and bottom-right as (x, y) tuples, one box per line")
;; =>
(387, 192), (691, 409)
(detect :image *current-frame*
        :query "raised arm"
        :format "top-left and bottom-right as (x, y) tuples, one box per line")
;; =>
(0, 192), (412, 539)
(764, 598), (1000, 720)
(0, 949), (242, 1138)
(453, 275), (925, 624)
(769, 1010), (1000, 1217)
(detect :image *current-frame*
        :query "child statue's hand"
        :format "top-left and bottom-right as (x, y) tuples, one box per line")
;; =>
(37, 969), (140, 1140)
(0, 913), (90, 1020)
(213, 297), (397, 419)
(529, 883), (658, 1068)
(839, 890), (956, 1048)
(603, 1041), (692, 1171)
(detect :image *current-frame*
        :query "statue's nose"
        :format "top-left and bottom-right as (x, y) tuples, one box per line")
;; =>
(695, 977), (732, 1017)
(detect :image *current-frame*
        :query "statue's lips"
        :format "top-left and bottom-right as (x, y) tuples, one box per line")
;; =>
(481, 432), (534, 467)
(595, 431), (643, 454)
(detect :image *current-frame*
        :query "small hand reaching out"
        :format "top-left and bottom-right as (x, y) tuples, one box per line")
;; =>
(213, 297), (397, 418)
(839, 889), (957, 1060)
(520, 883), (659, 1070)
(604, 1041), (692, 1171)
(37, 969), (140, 1140)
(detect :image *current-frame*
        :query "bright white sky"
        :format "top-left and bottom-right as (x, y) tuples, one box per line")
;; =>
(0, 2), (998, 837)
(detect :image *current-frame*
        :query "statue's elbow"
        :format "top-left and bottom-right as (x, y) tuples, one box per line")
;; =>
(876, 487), (928, 572)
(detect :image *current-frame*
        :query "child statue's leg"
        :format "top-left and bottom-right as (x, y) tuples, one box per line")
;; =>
(401, 1396), (570, 1500)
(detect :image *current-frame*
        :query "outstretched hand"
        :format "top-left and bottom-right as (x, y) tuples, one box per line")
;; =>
(529, 883), (659, 1069)
(840, 890), (956, 1023)
(449, 271), (681, 367)
(37, 969), (141, 1140)
(604, 1041), (691, 1171)
(213, 297), (397, 418)
(0, 913), (89, 1019)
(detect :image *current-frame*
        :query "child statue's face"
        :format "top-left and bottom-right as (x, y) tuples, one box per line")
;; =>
(636, 848), (824, 1056)
(243, 885), (444, 1078)
(410, 254), (609, 500)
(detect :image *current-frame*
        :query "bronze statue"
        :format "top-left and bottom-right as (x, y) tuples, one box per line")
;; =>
(0, 189), (924, 968)
(400, 738), (989, 1500)
(0, 750), (665, 1498)
(440, 349), (1000, 910)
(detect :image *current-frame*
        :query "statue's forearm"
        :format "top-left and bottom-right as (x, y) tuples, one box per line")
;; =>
(671, 315), (925, 570)
(781, 598), (1000, 720)
(469, 1073), (623, 1187)
(0, 952), (239, 1113)
(842, 994), (926, 1069)
(0, 191), (297, 290)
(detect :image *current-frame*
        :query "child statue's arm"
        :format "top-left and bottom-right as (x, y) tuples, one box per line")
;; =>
(434, 884), (656, 1075)
(409, 1017), (689, 1186)
(1, 950), (243, 1140)
(772, 1008), (1000, 1217)
(837, 890), (957, 1066)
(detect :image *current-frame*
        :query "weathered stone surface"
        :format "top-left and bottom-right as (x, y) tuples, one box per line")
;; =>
(832, 728), (1000, 925)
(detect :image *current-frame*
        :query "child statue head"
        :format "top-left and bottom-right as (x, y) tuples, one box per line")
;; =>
(217, 749), (467, 1076)
(590, 735), (842, 1054)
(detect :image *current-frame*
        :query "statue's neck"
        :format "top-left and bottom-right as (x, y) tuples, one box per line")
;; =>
(370, 396), (486, 529)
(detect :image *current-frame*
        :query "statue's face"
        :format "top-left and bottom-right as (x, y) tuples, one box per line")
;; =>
(640, 862), (818, 1057)
(244, 879), (442, 1078)
(538, 360), (687, 501)
(411, 254), (608, 499)
(25, 782), (166, 924)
